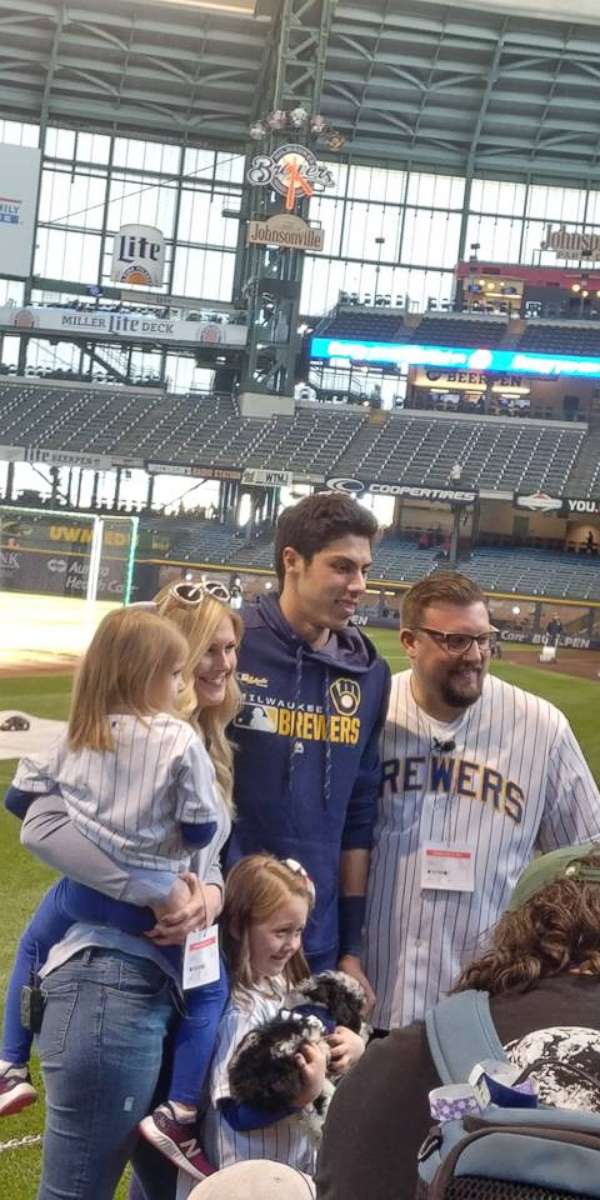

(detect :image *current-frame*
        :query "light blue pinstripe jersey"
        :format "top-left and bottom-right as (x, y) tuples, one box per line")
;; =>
(199, 979), (316, 1182)
(14, 712), (220, 873)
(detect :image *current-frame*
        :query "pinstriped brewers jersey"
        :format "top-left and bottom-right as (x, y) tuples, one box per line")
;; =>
(364, 670), (600, 1030)
(199, 979), (317, 1181)
(13, 712), (220, 874)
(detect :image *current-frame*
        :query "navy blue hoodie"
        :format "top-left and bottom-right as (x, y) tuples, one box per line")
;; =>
(226, 595), (390, 969)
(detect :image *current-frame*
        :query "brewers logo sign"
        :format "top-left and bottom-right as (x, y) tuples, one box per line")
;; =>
(247, 144), (335, 211)
(235, 677), (362, 747)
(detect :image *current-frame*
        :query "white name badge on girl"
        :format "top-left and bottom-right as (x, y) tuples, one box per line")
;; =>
(183, 925), (220, 990)
(421, 843), (475, 892)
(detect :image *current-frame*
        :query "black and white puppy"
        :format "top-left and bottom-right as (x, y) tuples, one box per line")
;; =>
(228, 971), (368, 1143)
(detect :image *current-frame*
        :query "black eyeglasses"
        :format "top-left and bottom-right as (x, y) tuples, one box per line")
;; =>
(414, 626), (498, 655)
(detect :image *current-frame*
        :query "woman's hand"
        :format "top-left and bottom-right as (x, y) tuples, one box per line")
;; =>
(145, 874), (220, 945)
(327, 1026), (365, 1075)
(292, 1040), (329, 1108)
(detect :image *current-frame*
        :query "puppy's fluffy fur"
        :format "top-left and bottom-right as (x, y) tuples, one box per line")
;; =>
(228, 971), (367, 1143)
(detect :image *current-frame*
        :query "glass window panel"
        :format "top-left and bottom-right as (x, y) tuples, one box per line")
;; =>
(401, 209), (461, 268)
(177, 189), (239, 248)
(0, 119), (39, 146)
(464, 214), (522, 262)
(526, 183), (586, 222)
(39, 169), (107, 230)
(470, 178), (526, 217)
(75, 131), (110, 164)
(0, 279), (24, 305)
(215, 152), (244, 184)
(184, 147), (216, 179)
(172, 246), (235, 300)
(406, 172), (465, 209)
(406, 269), (455, 314)
(107, 173), (178, 236)
(340, 201), (398, 259)
(113, 137), (179, 175)
(301, 256), (348, 313)
(324, 160), (347, 197)
(307, 195), (344, 258)
(34, 228), (101, 283)
(45, 127), (76, 159)
(584, 190), (600, 224)
(347, 164), (405, 205)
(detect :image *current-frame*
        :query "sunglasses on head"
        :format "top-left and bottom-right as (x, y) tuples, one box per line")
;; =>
(169, 580), (231, 605)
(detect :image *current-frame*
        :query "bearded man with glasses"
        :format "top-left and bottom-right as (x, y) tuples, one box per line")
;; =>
(363, 572), (600, 1034)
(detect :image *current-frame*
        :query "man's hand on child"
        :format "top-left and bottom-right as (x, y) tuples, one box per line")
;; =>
(146, 874), (212, 945)
(327, 1026), (365, 1074)
(293, 1040), (329, 1107)
(337, 954), (376, 1016)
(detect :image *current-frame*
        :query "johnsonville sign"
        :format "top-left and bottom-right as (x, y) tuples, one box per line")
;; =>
(541, 224), (600, 260)
(247, 214), (324, 252)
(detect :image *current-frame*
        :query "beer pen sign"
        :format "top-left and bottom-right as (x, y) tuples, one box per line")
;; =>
(247, 143), (334, 212)
(112, 224), (165, 287)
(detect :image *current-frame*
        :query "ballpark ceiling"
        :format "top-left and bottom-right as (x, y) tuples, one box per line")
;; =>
(4, 0), (600, 183)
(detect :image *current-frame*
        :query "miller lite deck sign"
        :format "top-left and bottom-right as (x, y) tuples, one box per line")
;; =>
(112, 224), (165, 287)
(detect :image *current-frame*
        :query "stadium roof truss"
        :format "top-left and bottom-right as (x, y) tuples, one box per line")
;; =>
(4, 0), (600, 183)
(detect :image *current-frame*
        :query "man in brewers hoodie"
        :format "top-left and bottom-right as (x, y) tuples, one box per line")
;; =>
(228, 492), (391, 1007)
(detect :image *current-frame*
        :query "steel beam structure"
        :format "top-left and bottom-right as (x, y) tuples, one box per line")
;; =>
(237, 0), (335, 398)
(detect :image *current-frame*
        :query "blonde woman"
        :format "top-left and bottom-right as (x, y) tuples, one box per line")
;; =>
(5, 583), (242, 1200)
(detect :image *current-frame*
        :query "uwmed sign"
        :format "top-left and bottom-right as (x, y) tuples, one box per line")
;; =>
(0, 143), (41, 277)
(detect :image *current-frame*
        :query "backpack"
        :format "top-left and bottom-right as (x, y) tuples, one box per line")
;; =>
(416, 989), (600, 1200)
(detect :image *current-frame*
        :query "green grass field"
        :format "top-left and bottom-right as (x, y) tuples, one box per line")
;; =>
(0, 641), (598, 1196)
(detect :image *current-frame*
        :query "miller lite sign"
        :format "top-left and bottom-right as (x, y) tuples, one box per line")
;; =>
(112, 224), (165, 287)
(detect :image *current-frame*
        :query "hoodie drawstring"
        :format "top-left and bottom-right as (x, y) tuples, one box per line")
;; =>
(286, 644), (331, 812)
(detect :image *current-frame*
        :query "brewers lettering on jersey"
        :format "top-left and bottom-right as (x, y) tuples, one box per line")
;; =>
(365, 669), (600, 1030)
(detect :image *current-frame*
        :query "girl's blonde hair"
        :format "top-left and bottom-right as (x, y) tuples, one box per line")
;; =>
(153, 584), (243, 812)
(68, 608), (188, 752)
(222, 854), (314, 992)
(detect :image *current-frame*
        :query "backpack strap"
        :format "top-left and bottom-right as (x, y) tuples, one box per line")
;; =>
(425, 990), (508, 1085)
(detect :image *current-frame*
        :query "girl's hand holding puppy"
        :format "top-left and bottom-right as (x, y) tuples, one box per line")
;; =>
(293, 1040), (330, 1107)
(327, 1026), (365, 1074)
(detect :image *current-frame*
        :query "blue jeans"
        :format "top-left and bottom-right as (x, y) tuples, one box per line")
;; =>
(2, 878), (154, 1066)
(4, 878), (227, 1105)
(37, 948), (176, 1200)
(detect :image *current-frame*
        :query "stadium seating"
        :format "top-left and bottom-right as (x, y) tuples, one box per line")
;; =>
(0, 384), (596, 498)
(411, 317), (506, 347)
(162, 527), (599, 602)
(315, 312), (410, 340)
(518, 324), (600, 356)
(460, 546), (600, 602)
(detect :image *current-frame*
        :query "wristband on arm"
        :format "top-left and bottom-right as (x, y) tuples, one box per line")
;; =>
(338, 894), (367, 959)
(219, 1097), (298, 1132)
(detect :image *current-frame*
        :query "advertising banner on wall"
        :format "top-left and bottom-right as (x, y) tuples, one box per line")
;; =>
(242, 468), (294, 487)
(0, 305), (247, 348)
(111, 224), (165, 287)
(247, 214), (324, 252)
(325, 477), (477, 503)
(146, 462), (242, 480)
(514, 492), (600, 517)
(0, 143), (41, 277)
